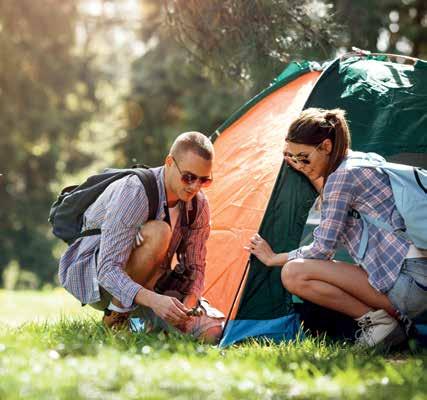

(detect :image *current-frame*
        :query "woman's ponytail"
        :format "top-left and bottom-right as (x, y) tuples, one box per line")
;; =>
(323, 109), (351, 179)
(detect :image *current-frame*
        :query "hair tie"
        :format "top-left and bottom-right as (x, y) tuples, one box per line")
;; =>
(324, 113), (340, 128)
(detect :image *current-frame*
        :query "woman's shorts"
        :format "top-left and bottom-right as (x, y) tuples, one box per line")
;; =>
(387, 257), (427, 319)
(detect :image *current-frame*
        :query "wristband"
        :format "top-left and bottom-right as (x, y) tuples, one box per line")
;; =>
(107, 301), (138, 313)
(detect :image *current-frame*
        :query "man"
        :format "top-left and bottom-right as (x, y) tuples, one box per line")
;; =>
(59, 131), (224, 342)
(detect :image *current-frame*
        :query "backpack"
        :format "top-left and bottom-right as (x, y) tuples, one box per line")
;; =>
(342, 152), (427, 259)
(49, 167), (159, 245)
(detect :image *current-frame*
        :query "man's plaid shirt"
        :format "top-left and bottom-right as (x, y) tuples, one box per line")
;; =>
(59, 167), (210, 308)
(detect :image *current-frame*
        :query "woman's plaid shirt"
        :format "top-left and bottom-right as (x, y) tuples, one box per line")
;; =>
(288, 156), (411, 293)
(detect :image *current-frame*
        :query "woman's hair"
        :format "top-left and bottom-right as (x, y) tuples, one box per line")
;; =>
(286, 108), (351, 182)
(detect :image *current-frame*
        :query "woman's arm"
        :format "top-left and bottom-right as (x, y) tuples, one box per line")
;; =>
(244, 233), (288, 267)
(246, 168), (356, 265)
(288, 168), (356, 261)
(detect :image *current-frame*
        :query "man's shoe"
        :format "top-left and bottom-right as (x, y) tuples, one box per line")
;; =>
(355, 309), (407, 348)
(102, 309), (131, 330)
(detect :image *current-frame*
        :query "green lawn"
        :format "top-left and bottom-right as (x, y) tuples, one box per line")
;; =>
(0, 288), (101, 327)
(0, 289), (426, 399)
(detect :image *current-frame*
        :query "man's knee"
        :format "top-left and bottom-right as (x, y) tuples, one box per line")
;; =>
(281, 259), (308, 294)
(139, 220), (172, 254)
(126, 221), (172, 280)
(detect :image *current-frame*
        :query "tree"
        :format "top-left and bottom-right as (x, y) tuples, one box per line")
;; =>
(333, 0), (427, 59)
(163, 0), (427, 92)
(0, 1), (98, 283)
(119, 0), (246, 166)
(162, 0), (341, 91)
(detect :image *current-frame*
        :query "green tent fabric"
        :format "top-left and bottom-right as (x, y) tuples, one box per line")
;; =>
(306, 56), (427, 155)
(235, 166), (317, 320)
(234, 54), (427, 325)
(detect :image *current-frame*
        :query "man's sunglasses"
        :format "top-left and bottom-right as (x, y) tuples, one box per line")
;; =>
(283, 142), (323, 166)
(172, 157), (213, 187)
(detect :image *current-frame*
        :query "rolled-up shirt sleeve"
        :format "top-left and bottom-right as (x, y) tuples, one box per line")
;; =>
(96, 178), (149, 308)
(184, 194), (211, 297)
(288, 169), (355, 261)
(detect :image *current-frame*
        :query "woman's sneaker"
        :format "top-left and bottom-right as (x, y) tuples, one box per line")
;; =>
(355, 309), (407, 348)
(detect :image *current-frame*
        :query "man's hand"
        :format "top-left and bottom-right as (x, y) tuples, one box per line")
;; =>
(183, 294), (203, 317)
(175, 295), (202, 333)
(150, 294), (191, 326)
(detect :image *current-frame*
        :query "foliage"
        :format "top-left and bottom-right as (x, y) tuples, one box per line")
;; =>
(119, 1), (246, 166)
(0, 0), (99, 283)
(163, 0), (341, 91)
(333, 0), (427, 59)
(0, 290), (426, 399)
(2, 261), (39, 290)
(163, 0), (427, 91)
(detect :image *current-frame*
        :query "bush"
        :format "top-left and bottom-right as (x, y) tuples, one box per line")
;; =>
(2, 261), (40, 290)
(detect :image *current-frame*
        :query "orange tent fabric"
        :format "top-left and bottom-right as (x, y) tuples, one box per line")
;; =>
(203, 71), (321, 317)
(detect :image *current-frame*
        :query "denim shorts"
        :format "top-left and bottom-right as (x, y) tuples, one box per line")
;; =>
(387, 257), (427, 319)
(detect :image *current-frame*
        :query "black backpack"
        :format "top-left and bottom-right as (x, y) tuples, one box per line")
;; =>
(49, 166), (199, 245)
(48, 167), (159, 245)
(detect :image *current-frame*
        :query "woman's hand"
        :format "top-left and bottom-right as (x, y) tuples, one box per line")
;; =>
(284, 156), (323, 193)
(244, 233), (276, 266)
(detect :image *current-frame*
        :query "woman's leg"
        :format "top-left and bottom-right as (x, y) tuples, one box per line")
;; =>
(281, 258), (396, 318)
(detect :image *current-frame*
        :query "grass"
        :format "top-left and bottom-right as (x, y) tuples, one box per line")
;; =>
(0, 288), (101, 327)
(0, 290), (426, 399)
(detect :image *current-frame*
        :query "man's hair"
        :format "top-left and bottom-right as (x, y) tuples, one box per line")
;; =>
(170, 131), (214, 161)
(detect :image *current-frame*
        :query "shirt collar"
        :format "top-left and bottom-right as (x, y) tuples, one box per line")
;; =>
(151, 166), (168, 219)
(151, 165), (195, 218)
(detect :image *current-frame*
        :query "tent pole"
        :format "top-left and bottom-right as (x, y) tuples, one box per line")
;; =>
(219, 259), (251, 343)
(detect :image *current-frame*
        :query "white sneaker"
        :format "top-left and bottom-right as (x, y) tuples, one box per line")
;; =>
(354, 309), (407, 348)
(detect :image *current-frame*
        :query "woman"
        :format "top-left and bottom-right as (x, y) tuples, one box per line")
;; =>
(246, 108), (427, 348)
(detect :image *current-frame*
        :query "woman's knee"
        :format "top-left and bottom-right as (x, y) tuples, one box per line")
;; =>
(281, 259), (308, 293)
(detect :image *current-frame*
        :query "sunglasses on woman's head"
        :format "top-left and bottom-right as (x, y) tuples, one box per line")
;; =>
(172, 157), (213, 187)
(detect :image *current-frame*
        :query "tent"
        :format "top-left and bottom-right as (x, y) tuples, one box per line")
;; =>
(201, 51), (427, 346)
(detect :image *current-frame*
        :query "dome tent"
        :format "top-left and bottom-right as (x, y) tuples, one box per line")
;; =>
(201, 51), (427, 346)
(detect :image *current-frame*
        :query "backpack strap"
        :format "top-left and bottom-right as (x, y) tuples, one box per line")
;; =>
(349, 209), (408, 260)
(78, 168), (159, 240)
(188, 195), (198, 227)
(80, 228), (102, 237)
(414, 168), (427, 193)
(131, 168), (159, 221)
(176, 195), (199, 263)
